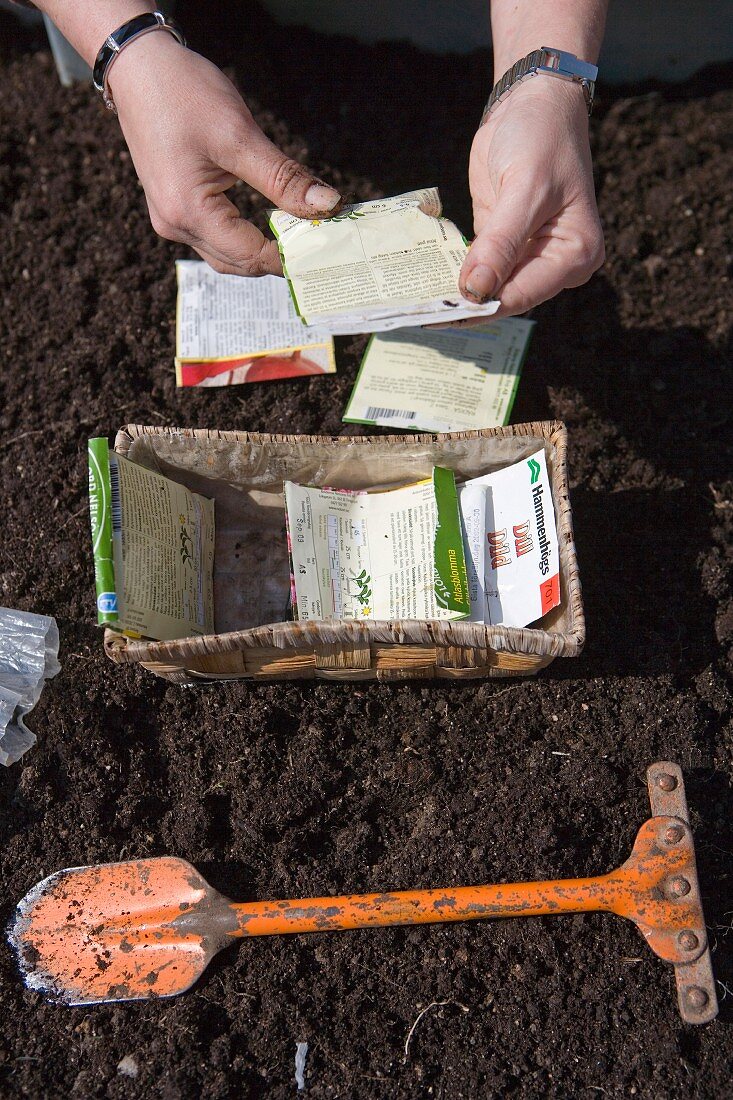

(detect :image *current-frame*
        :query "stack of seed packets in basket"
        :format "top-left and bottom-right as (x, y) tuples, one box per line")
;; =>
(284, 449), (560, 629)
(284, 467), (471, 622)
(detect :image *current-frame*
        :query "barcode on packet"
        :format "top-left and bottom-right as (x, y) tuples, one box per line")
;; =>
(109, 459), (122, 533)
(364, 406), (417, 421)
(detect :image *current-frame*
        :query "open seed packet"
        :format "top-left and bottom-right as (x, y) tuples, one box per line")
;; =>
(269, 187), (500, 335)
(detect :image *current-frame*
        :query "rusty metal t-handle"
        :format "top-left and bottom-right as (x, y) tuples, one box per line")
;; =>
(227, 820), (693, 941)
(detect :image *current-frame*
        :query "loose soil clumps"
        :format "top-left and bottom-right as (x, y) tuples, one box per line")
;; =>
(0, 4), (731, 1096)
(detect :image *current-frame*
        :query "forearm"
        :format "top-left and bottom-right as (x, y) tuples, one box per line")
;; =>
(29, 1), (155, 66)
(490, 0), (608, 80)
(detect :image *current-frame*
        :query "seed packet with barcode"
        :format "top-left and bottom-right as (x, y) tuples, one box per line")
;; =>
(88, 438), (215, 641)
(343, 318), (534, 433)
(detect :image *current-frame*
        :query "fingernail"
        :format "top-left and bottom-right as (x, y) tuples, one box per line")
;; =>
(465, 264), (496, 303)
(305, 182), (341, 211)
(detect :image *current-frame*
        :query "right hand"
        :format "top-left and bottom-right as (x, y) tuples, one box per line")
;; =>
(460, 77), (604, 315)
(108, 34), (342, 275)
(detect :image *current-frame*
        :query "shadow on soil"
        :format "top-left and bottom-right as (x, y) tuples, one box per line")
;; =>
(570, 484), (717, 677)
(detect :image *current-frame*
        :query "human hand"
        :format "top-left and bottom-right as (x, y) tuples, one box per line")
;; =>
(108, 34), (342, 275)
(459, 77), (604, 315)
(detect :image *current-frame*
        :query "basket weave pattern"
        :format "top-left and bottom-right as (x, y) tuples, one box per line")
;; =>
(104, 422), (584, 683)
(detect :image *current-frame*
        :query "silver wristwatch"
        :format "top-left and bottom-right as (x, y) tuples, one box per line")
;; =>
(481, 47), (598, 125)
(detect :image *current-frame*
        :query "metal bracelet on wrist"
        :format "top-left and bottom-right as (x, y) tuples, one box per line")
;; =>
(480, 47), (598, 126)
(92, 10), (186, 113)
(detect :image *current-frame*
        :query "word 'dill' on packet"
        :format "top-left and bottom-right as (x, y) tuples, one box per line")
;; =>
(270, 188), (500, 335)
(459, 450), (560, 629)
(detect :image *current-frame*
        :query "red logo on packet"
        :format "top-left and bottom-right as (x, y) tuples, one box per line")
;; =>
(539, 573), (560, 615)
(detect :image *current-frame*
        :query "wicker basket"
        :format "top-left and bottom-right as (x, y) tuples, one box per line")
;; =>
(104, 421), (584, 683)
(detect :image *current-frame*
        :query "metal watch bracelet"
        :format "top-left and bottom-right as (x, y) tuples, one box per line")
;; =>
(92, 10), (186, 113)
(480, 47), (598, 125)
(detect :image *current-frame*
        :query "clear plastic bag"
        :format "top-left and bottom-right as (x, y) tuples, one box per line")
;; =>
(0, 608), (60, 766)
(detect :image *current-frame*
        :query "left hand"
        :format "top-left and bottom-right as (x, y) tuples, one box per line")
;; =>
(459, 77), (605, 316)
(109, 36), (342, 276)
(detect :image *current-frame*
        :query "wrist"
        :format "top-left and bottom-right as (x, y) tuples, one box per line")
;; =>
(482, 49), (596, 130)
(491, 71), (590, 117)
(35, 1), (156, 66)
(106, 27), (185, 104)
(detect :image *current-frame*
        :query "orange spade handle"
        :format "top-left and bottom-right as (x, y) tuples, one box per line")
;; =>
(229, 874), (619, 938)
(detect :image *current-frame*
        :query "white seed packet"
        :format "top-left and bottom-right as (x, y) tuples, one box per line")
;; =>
(174, 263), (335, 387)
(458, 449), (561, 628)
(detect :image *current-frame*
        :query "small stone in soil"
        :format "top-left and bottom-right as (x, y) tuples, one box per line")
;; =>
(117, 1055), (138, 1078)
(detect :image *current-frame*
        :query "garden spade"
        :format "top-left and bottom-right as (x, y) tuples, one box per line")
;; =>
(8, 762), (718, 1023)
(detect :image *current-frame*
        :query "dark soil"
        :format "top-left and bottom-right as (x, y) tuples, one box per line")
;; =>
(1, 3), (732, 1096)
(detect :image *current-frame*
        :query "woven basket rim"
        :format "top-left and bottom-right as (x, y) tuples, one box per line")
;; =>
(105, 421), (585, 664)
(115, 421), (566, 451)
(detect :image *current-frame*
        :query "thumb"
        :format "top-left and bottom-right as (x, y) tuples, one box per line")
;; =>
(222, 124), (342, 218)
(459, 193), (535, 303)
